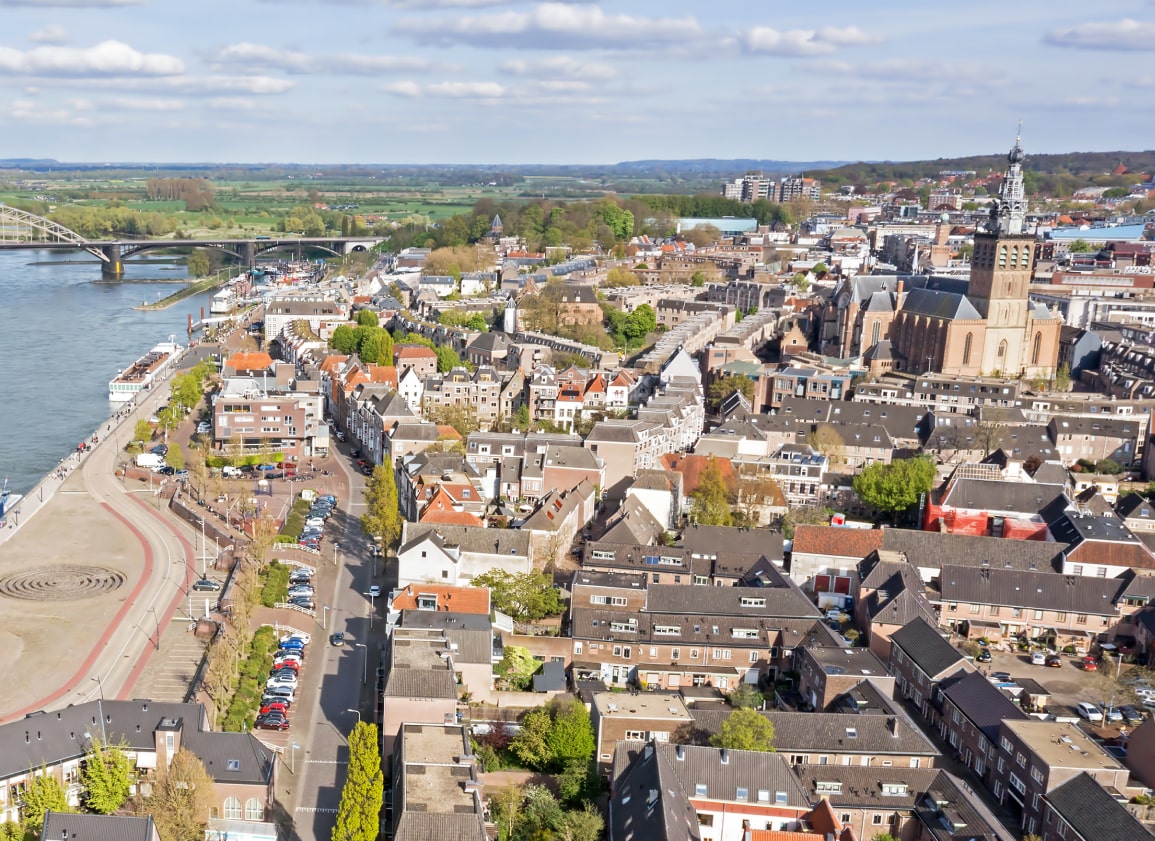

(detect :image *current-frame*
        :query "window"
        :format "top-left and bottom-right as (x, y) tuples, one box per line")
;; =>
(223, 797), (243, 820)
(671, 648), (681, 660)
(998, 339), (1007, 359)
(1076, 614), (1088, 625)
(872, 814), (884, 826)
(739, 596), (766, 607)
(695, 783), (708, 796)
(245, 798), (264, 821)
(750, 651), (760, 663)
(1056, 611), (1067, 622)
(625, 730), (645, 740)
(226, 759), (241, 771)
(1072, 564), (1084, 576)
(690, 649), (699, 659)
(654, 625), (681, 636)
(757, 790), (771, 803)
(962, 332), (973, 366)
(736, 787), (749, 801)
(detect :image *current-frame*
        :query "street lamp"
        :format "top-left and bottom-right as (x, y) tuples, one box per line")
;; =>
(322, 604), (330, 630)
(355, 643), (367, 685)
(364, 592), (376, 630)
(147, 607), (160, 651)
(346, 708), (361, 724)
(289, 742), (301, 775)
(333, 540), (340, 567)
(90, 676), (109, 742)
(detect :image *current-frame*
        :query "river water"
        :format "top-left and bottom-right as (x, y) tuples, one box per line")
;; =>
(0, 250), (218, 495)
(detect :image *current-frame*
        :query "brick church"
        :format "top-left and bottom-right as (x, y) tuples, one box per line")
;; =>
(832, 138), (1062, 379)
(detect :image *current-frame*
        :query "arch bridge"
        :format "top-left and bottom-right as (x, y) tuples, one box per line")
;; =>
(0, 204), (383, 276)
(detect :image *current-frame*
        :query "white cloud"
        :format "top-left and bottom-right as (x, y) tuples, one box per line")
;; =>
(0, 41), (184, 77)
(28, 25), (70, 45)
(1044, 18), (1155, 51)
(382, 80), (506, 97)
(208, 96), (258, 111)
(743, 24), (880, 56)
(1, 0), (145, 6)
(499, 55), (615, 80)
(53, 74), (296, 95)
(395, 2), (704, 49)
(6, 98), (95, 125)
(808, 59), (1004, 87)
(212, 42), (435, 75)
(68, 95), (184, 111)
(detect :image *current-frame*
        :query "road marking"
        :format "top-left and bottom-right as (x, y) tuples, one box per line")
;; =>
(305, 759), (348, 765)
(295, 807), (339, 814)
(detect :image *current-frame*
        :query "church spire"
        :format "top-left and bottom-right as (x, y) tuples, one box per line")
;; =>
(987, 129), (1028, 236)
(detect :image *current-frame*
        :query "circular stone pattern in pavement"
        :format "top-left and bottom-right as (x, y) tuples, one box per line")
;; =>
(0, 565), (126, 601)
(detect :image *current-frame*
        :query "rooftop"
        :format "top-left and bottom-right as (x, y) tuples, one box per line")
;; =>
(1001, 720), (1124, 771)
(804, 646), (889, 677)
(592, 692), (693, 721)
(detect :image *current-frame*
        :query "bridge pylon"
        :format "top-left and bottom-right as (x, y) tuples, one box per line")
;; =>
(100, 244), (123, 278)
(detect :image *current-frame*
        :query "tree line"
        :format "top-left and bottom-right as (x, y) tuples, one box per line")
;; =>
(145, 178), (215, 211)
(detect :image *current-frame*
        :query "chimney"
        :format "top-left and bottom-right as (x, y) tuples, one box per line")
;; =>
(896, 279), (904, 298)
(888, 716), (899, 736)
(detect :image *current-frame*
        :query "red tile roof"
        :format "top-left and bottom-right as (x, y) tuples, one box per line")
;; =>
(661, 453), (738, 497)
(791, 523), (883, 559)
(226, 351), (274, 371)
(389, 583), (490, 615)
(396, 345), (437, 359)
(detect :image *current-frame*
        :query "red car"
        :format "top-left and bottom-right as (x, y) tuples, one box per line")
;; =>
(1081, 656), (1099, 671)
(259, 701), (288, 717)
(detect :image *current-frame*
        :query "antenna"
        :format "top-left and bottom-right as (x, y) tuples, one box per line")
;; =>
(1016, 118), (1023, 144)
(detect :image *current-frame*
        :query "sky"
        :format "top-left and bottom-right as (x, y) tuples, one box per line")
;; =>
(0, 0), (1152, 165)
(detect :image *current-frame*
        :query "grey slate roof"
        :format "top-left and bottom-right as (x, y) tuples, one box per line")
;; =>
(939, 476), (1066, 514)
(0, 700), (204, 779)
(182, 729), (275, 785)
(398, 610), (493, 665)
(402, 522), (531, 557)
(613, 741), (809, 808)
(881, 529), (1063, 573)
(901, 287), (983, 321)
(940, 671), (1027, 741)
(679, 525), (784, 562)
(610, 742), (702, 841)
(645, 582), (819, 619)
(912, 770), (1017, 841)
(936, 564), (1129, 615)
(394, 814), (488, 841)
(42, 812), (159, 841)
(1044, 772), (1152, 841)
(686, 710), (938, 757)
(792, 765), (941, 808)
(890, 617), (970, 680)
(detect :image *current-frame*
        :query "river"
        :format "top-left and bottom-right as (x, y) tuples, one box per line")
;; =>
(0, 250), (219, 495)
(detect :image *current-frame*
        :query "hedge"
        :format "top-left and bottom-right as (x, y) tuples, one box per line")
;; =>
(207, 452), (285, 469)
(259, 561), (291, 608)
(278, 498), (311, 541)
(222, 625), (278, 732)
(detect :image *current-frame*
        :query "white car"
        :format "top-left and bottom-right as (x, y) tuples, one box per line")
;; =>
(368, 585), (381, 599)
(1075, 702), (1104, 722)
(1031, 651), (1047, 666)
(266, 673), (299, 689)
(281, 632), (311, 645)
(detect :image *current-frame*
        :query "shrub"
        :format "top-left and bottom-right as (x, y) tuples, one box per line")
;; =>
(259, 561), (291, 607)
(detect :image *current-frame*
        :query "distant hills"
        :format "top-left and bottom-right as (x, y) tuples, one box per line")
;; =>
(613, 158), (850, 175)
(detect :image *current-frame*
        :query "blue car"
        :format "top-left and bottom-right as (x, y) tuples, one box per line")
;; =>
(279, 640), (305, 652)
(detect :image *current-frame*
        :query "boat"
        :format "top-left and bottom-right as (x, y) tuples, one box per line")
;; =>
(210, 288), (236, 314)
(0, 478), (21, 521)
(108, 338), (182, 403)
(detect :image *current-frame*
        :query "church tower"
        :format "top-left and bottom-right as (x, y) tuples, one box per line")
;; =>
(967, 135), (1040, 375)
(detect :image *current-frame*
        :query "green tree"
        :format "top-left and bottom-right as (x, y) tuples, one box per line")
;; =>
(471, 569), (563, 623)
(1068, 239), (1093, 253)
(0, 820), (21, 841)
(489, 785), (523, 841)
(727, 682), (765, 710)
(495, 645), (541, 691)
(562, 804), (605, 841)
(362, 464), (401, 549)
(603, 267), (640, 288)
(80, 738), (135, 814)
(464, 313), (488, 331)
(355, 308), (378, 327)
(690, 270), (707, 287)
(435, 344), (463, 372)
(808, 424), (845, 466)
(150, 749), (216, 841)
(1055, 362), (1071, 391)
(595, 201), (634, 241)
(708, 375), (755, 410)
(20, 768), (70, 833)
(133, 419), (154, 447)
(510, 707), (555, 771)
(710, 708), (776, 752)
(332, 722), (384, 841)
(330, 324), (357, 354)
(690, 456), (734, 526)
(514, 404), (530, 431)
(186, 250), (210, 278)
(853, 457), (936, 516)
(870, 834), (900, 841)
(166, 442), (185, 471)
(545, 699), (596, 771)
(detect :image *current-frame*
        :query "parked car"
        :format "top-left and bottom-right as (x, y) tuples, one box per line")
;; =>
(330, 632), (345, 647)
(259, 701), (288, 716)
(1031, 651), (1047, 666)
(991, 672), (1012, 683)
(977, 650), (993, 664)
(192, 578), (221, 592)
(255, 713), (290, 731)
(278, 639), (305, 652)
(280, 632), (310, 645)
(196, 422), (211, 434)
(156, 466), (176, 476)
(261, 694), (292, 709)
(1099, 704), (1124, 723)
(270, 663), (299, 675)
(368, 585), (381, 599)
(262, 688), (295, 705)
(1081, 656), (1099, 671)
(150, 444), (168, 457)
(1119, 705), (1145, 725)
(266, 674), (298, 689)
(1075, 702), (1104, 722)
(1045, 654), (1063, 668)
(273, 657), (302, 670)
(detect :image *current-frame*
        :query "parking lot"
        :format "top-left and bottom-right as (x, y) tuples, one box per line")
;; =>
(978, 648), (1150, 733)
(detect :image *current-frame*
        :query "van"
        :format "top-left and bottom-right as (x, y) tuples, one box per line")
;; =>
(222, 465), (242, 478)
(135, 452), (164, 470)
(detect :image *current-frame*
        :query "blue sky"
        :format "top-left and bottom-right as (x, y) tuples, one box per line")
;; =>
(0, 0), (1151, 165)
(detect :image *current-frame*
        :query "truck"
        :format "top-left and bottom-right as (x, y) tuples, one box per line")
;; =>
(135, 452), (164, 470)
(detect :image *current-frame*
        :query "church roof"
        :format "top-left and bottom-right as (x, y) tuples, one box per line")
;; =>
(865, 289), (896, 312)
(901, 287), (982, 321)
(864, 340), (895, 361)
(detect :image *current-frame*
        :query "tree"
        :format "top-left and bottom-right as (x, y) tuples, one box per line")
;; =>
(561, 803), (604, 841)
(727, 682), (765, 710)
(471, 569), (563, 623)
(1069, 239), (1094, 253)
(332, 722), (384, 841)
(690, 456), (734, 526)
(186, 250), (210, 278)
(779, 506), (837, 539)
(20, 767), (70, 833)
(1055, 362), (1071, 392)
(427, 403), (479, 437)
(355, 308), (378, 327)
(510, 707), (555, 770)
(496, 645), (541, 692)
(710, 708), (776, 752)
(464, 313), (488, 331)
(166, 442), (185, 471)
(489, 785), (523, 841)
(545, 699), (596, 771)
(330, 324), (357, 354)
(853, 457), (936, 517)
(680, 223), (721, 247)
(603, 267), (640, 288)
(707, 375), (755, 410)
(808, 424), (845, 466)
(870, 835), (900, 841)
(435, 344), (463, 373)
(133, 419), (154, 447)
(362, 464), (401, 549)
(80, 738), (135, 814)
(149, 749), (215, 841)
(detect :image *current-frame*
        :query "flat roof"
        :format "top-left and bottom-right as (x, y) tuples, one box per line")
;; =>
(592, 692), (692, 720)
(401, 725), (477, 815)
(1003, 720), (1123, 771)
(805, 646), (889, 677)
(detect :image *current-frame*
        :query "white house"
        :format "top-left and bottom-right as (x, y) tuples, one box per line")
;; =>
(396, 523), (534, 588)
(397, 367), (425, 415)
